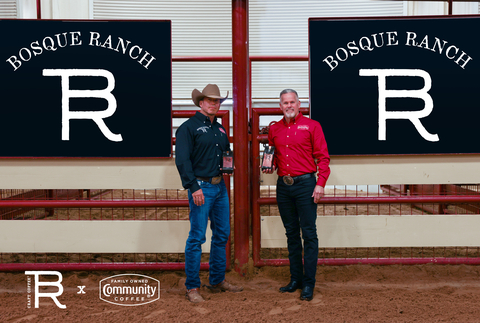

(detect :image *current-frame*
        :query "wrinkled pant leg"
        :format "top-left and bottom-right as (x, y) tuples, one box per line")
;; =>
(295, 177), (318, 287)
(276, 180), (303, 283)
(185, 184), (211, 290)
(208, 181), (230, 286)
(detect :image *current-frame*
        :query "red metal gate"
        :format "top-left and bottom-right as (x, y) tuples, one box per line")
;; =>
(2, 0), (480, 273)
(0, 111), (232, 272)
(251, 107), (480, 267)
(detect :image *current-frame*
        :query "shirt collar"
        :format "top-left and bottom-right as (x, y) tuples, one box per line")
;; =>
(282, 112), (303, 126)
(194, 111), (217, 124)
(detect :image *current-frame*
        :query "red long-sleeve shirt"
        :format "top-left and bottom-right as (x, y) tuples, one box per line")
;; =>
(268, 113), (331, 187)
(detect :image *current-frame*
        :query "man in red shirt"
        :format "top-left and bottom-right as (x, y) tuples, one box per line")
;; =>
(263, 89), (330, 301)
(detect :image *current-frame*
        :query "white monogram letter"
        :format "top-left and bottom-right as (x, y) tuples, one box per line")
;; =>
(43, 69), (123, 142)
(359, 68), (439, 142)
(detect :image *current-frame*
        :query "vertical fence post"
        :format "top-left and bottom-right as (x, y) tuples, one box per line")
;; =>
(232, 0), (250, 275)
(36, 0), (41, 19)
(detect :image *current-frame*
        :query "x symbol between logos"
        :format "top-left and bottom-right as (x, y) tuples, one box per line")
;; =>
(77, 286), (86, 294)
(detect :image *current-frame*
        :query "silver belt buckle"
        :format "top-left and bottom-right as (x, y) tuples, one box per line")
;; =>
(283, 175), (294, 186)
(211, 176), (222, 185)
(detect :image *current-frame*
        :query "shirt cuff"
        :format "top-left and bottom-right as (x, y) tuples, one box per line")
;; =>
(189, 181), (201, 193)
(316, 176), (327, 187)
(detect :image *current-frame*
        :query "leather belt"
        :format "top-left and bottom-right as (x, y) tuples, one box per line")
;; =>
(280, 173), (315, 186)
(197, 175), (222, 185)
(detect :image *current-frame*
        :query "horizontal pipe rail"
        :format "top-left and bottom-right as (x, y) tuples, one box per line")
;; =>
(172, 110), (228, 118)
(172, 56), (308, 62)
(9, 257), (480, 272)
(1, 195), (478, 209)
(258, 196), (480, 205)
(173, 56), (232, 62)
(0, 262), (208, 272)
(172, 110), (232, 144)
(256, 257), (480, 267)
(0, 200), (189, 208)
(250, 56), (308, 61)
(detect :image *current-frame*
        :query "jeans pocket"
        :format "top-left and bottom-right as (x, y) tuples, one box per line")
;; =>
(197, 180), (211, 188)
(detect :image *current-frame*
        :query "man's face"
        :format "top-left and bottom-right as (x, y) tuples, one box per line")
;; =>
(199, 97), (221, 117)
(279, 92), (300, 120)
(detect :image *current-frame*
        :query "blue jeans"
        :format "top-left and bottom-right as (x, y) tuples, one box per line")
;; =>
(276, 176), (318, 288)
(185, 179), (230, 289)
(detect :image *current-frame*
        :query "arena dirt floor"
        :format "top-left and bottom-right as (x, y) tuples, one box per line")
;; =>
(2, 264), (480, 322)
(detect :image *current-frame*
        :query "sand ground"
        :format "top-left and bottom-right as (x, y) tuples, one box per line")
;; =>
(2, 264), (480, 322)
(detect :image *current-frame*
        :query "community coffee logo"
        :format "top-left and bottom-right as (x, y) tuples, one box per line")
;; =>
(99, 274), (160, 306)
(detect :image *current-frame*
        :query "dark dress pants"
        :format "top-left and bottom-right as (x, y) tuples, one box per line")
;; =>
(276, 176), (318, 287)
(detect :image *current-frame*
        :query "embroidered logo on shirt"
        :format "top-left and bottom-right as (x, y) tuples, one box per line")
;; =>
(297, 125), (309, 130)
(196, 126), (209, 133)
(219, 128), (226, 134)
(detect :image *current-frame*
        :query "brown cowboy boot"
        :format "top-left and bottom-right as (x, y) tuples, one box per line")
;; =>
(209, 280), (244, 293)
(185, 288), (205, 303)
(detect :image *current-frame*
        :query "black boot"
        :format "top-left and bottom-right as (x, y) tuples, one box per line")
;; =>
(300, 286), (314, 301)
(279, 280), (302, 293)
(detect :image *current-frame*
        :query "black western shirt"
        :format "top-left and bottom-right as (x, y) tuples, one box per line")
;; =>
(175, 111), (231, 193)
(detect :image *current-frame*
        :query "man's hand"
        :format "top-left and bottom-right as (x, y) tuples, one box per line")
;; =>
(312, 185), (324, 203)
(220, 167), (235, 176)
(261, 164), (276, 174)
(192, 189), (205, 206)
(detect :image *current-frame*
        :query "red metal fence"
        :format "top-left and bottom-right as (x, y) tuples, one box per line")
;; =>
(2, 84), (480, 271)
(1, 47), (480, 271)
(0, 111), (231, 272)
(251, 107), (480, 267)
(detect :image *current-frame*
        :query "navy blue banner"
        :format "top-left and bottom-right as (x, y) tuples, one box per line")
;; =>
(309, 16), (479, 155)
(1, 20), (171, 157)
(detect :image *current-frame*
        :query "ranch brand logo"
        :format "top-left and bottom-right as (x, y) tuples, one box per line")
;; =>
(0, 20), (172, 158)
(309, 16), (480, 155)
(25, 271), (66, 309)
(99, 274), (160, 306)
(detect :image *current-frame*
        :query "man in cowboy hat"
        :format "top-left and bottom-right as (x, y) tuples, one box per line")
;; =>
(175, 84), (243, 303)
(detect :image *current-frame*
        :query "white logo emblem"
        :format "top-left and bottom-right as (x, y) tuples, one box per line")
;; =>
(197, 126), (209, 133)
(25, 271), (66, 309)
(297, 125), (309, 130)
(99, 274), (160, 306)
